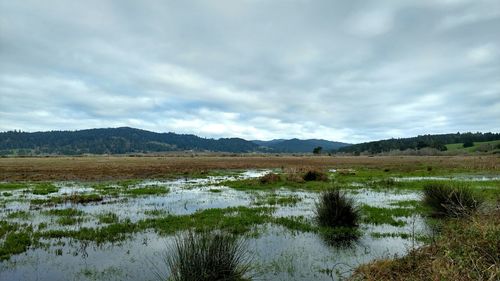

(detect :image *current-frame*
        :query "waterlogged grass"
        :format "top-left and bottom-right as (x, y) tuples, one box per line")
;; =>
(0, 182), (27, 190)
(33, 207), (275, 246)
(0, 230), (32, 261)
(57, 216), (84, 226)
(0, 220), (17, 238)
(370, 232), (411, 239)
(124, 186), (169, 196)
(220, 177), (333, 191)
(44, 208), (86, 226)
(31, 183), (59, 195)
(360, 205), (416, 227)
(144, 209), (169, 216)
(97, 212), (119, 224)
(44, 208), (84, 217)
(253, 193), (301, 206)
(6, 210), (31, 220)
(141, 206), (275, 235)
(31, 193), (103, 206)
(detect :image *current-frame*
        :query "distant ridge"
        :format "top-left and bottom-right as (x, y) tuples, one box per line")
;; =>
(253, 138), (350, 153)
(336, 132), (500, 154)
(0, 127), (350, 155)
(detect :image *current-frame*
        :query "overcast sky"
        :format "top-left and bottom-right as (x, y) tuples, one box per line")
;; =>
(1, 0), (499, 143)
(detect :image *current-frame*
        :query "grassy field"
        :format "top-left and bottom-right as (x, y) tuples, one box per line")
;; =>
(0, 155), (498, 181)
(445, 140), (500, 153)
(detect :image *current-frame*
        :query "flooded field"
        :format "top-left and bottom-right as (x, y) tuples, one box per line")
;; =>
(0, 169), (498, 281)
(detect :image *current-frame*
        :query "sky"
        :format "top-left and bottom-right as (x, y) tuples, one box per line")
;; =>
(1, 0), (499, 143)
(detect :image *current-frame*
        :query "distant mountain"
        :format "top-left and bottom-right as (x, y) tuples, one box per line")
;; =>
(336, 132), (500, 154)
(0, 127), (350, 155)
(253, 138), (351, 153)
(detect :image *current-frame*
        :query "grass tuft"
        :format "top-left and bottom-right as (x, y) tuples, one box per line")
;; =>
(423, 182), (483, 217)
(315, 188), (359, 228)
(259, 173), (281, 184)
(166, 230), (251, 281)
(303, 170), (328, 182)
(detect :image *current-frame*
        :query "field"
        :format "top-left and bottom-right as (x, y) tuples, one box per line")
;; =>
(0, 155), (498, 181)
(0, 155), (499, 281)
(445, 140), (500, 153)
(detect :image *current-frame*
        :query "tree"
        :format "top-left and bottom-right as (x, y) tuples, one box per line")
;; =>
(463, 141), (474, 148)
(313, 146), (323, 154)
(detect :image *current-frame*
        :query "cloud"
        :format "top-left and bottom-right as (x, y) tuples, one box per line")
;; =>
(0, 0), (499, 143)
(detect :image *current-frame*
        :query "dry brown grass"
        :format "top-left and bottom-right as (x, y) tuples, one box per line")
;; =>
(351, 210), (500, 281)
(0, 155), (497, 181)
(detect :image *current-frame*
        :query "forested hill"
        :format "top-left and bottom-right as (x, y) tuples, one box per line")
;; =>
(336, 132), (500, 154)
(0, 127), (349, 155)
(0, 127), (260, 155)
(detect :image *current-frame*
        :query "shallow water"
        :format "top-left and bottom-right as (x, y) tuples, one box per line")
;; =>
(0, 170), (431, 281)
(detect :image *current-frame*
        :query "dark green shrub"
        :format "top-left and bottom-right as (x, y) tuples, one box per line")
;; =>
(423, 182), (483, 217)
(167, 230), (251, 281)
(463, 141), (474, 148)
(315, 189), (359, 228)
(303, 170), (328, 181)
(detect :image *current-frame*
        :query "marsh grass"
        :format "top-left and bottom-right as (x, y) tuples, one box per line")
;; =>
(259, 173), (281, 184)
(166, 230), (251, 281)
(315, 188), (359, 228)
(31, 183), (59, 195)
(423, 182), (483, 217)
(125, 186), (169, 196)
(303, 170), (328, 182)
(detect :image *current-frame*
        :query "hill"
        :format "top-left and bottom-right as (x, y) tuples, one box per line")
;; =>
(0, 127), (260, 155)
(336, 132), (500, 154)
(253, 138), (350, 153)
(0, 127), (350, 155)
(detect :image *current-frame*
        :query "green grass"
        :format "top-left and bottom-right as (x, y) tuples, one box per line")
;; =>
(6, 210), (31, 220)
(0, 220), (17, 238)
(166, 230), (251, 281)
(445, 140), (500, 153)
(57, 216), (83, 226)
(44, 208), (85, 226)
(315, 189), (360, 228)
(219, 177), (333, 191)
(370, 232), (411, 239)
(0, 230), (32, 261)
(273, 216), (317, 233)
(31, 183), (59, 195)
(97, 212), (119, 224)
(144, 209), (169, 216)
(124, 186), (169, 196)
(360, 205), (415, 227)
(30, 193), (103, 206)
(44, 208), (84, 217)
(36, 207), (274, 246)
(0, 182), (27, 190)
(423, 182), (483, 217)
(65, 193), (103, 204)
(253, 193), (301, 206)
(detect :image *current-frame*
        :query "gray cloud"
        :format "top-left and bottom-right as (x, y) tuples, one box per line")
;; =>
(1, 0), (499, 143)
